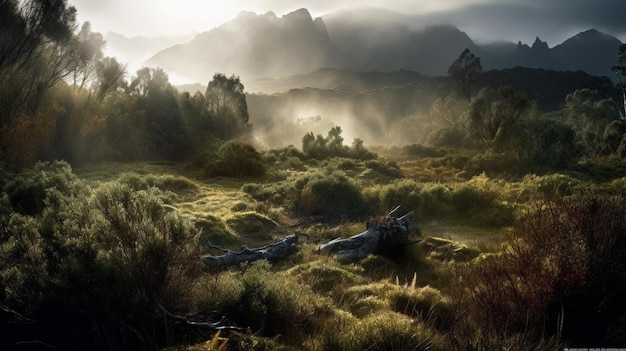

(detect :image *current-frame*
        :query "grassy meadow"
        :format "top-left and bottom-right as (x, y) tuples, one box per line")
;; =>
(2, 145), (621, 350)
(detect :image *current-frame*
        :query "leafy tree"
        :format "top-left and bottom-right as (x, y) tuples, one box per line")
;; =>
(67, 22), (105, 91)
(206, 73), (249, 124)
(130, 67), (173, 98)
(0, 103), (63, 166)
(301, 126), (376, 160)
(561, 89), (621, 156)
(468, 86), (532, 151)
(0, 0), (76, 71)
(448, 48), (483, 101)
(506, 118), (578, 173)
(186, 73), (251, 140)
(429, 91), (468, 129)
(95, 57), (127, 98)
(0, 0), (77, 122)
(602, 120), (626, 154)
(612, 43), (626, 116)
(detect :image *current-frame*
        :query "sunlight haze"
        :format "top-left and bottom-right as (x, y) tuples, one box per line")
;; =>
(70, 0), (502, 37)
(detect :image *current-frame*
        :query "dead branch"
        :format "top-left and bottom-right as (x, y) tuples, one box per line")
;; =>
(318, 206), (421, 262)
(202, 234), (299, 268)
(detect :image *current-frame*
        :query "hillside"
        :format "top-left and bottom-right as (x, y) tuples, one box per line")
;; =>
(245, 67), (620, 148)
(147, 8), (623, 86)
(146, 9), (333, 83)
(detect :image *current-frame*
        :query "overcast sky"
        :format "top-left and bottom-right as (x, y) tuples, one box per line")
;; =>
(69, 0), (626, 45)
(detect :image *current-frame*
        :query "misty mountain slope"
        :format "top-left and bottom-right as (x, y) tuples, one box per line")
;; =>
(146, 9), (333, 83)
(323, 8), (478, 75)
(146, 7), (624, 87)
(246, 67), (440, 94)
(552, 29), (622, 79)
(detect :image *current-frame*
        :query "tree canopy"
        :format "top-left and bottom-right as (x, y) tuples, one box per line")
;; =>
(448, 48), (483, 101)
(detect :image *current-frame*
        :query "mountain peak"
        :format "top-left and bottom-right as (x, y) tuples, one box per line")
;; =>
(532, 37), (549, 50)
(283, 8), (313, 22)
(570, 28), (620, 43)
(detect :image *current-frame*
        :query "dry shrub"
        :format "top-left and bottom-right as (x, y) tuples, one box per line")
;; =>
(449, 192), (626, 348)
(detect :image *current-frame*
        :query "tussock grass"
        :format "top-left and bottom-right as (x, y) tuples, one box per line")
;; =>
(11, 156), (616, 350)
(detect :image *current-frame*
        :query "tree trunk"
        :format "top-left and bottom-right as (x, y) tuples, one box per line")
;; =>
(318, 206), (421, 262)
(202, 234), (298, 268)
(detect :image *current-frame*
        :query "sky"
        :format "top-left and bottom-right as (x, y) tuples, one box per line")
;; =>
(69, 0), (626, 46)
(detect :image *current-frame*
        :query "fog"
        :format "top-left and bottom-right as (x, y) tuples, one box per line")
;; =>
(246, 82), (442, 149)
(65, 0), (626, 150)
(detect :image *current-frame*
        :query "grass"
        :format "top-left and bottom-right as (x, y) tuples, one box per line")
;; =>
(58, 156), (601, 351)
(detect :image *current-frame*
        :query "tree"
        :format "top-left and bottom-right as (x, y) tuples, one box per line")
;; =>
(68, 22), (105, 91)
(0, 0), (77, 122)
(561, 89), (621, 156)
(95, 57), (127, 98)
(448, 48), (483, 101)
(468, 86), (531, 150)
(612, 43), (626, 117)
(0, 0), (76, 71)
(202, 73), (250, 138)
(205, 73), (249, 124)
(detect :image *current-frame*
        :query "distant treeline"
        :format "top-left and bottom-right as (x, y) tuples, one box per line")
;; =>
(2, 0), (626, 180)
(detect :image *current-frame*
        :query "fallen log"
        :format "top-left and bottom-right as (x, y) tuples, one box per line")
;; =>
(318, 206), (421, 262)
(202, 234), (298, 268)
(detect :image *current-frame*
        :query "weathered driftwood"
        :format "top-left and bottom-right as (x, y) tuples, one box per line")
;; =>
(202, 234), (298, 268)
(318, 206), (421, 262)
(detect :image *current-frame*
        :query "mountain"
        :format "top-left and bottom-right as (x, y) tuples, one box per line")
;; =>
(323, 8), (478, 74)
(104, 32), (194, 68)
(146, 9), (333, 83)
(553, 29), (623, 80)
(146, 7), (623, 87)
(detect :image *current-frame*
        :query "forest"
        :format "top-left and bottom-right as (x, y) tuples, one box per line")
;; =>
(2, 1), (626, 350)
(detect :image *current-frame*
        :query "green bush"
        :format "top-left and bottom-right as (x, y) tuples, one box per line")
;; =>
(463, 152), (517, 176)
(198, 261), (332, 344)
(536, 174), (581, 196)
(288, 261), (366, 298)
(0, 170), (203, 350)
(225, 211), (276, 240)
(2, 160), (85, 216)
(373, 180), (452, 221)
(388, 285), (454, 331)
(206, 141), (266, 178)
(293, 170), (366, 216)
(318, 311), (433, 351)
(365, 159), (403, 178)
(195, 214), (239, 250)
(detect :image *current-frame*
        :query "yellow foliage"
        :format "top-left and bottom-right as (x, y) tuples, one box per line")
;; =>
(0, 103), (63, 165)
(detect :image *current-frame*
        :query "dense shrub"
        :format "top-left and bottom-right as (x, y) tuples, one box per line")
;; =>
(365, 179), (514, 227)
(388, 284), (455, 332)
(365, 159), (403, 178)
(197, 261), (333, 345)
(318, 311), (433, 351)
(225, 211), (276, 240)
(451, 192), (626, 347)
(302, 127), (377, 160)
(2, 161), (86, 216)
(463, 151), (518, 176)
(206, 140), (266, 178)
(0, 168), (203, 350)
(293, 170), (366, 216)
